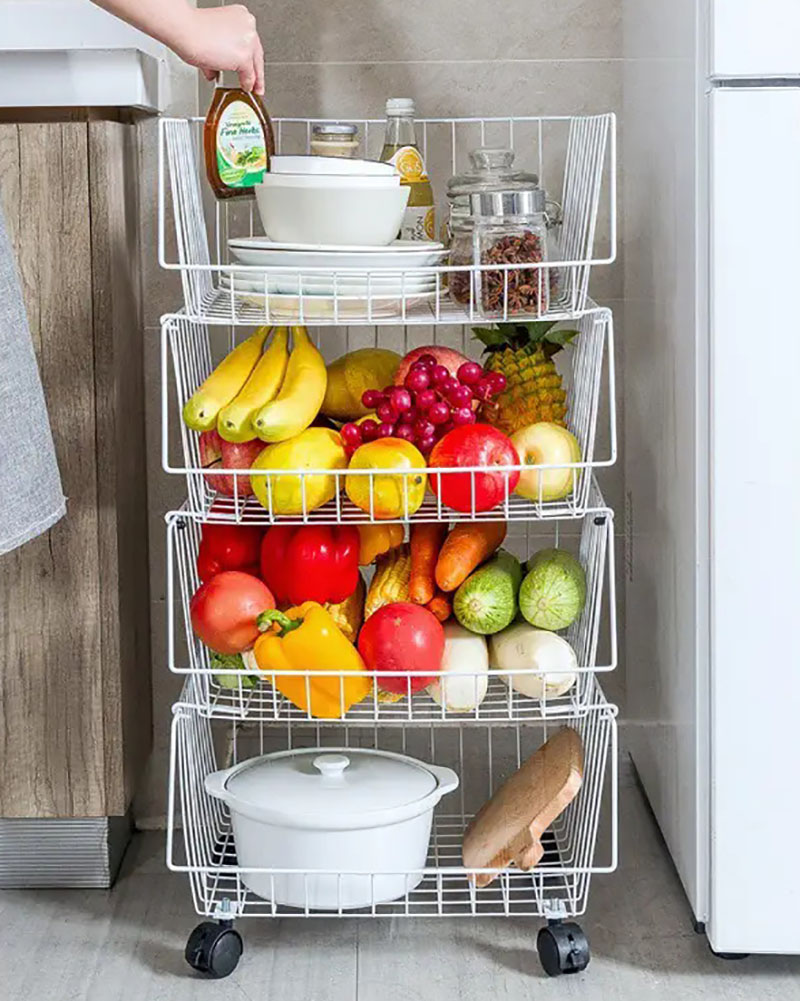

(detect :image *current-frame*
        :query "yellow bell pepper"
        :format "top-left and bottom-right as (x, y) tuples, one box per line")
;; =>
(357, 523), (405, 565)
(254, 602), (371, 718)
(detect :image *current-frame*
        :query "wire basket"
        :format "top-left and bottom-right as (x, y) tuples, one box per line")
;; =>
(167, 695), (617, 919)
(162, 307), (615, 523)
(166, 491), (615, 723)
(158, 115), (615, 325)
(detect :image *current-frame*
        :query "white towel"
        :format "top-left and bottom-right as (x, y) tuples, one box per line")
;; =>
(0, 205), (66, 554)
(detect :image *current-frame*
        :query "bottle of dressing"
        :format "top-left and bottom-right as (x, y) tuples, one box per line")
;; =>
(204, 84), (275, 199)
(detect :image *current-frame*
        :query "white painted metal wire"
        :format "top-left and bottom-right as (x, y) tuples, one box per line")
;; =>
(166, 492), (615, 723)
(161, 307), (616, 524)
(167, 698), (617, 919)
(158, 115), (615, 325)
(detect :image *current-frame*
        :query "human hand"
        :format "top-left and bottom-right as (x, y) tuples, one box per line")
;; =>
(174, 4), (264, 95)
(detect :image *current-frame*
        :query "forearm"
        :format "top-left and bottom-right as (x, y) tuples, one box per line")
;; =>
(90, 0), (197, 58)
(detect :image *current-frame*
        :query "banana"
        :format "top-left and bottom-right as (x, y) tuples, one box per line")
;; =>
(217, 326), (290, 442)
(252, 326), (327, 443)
(182, 326), (269, 431)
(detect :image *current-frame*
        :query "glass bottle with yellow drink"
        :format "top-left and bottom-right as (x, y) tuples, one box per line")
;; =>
(380, 98), (435, 241)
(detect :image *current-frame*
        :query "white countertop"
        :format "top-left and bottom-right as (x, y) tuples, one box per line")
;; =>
(0, 0), (168, 112)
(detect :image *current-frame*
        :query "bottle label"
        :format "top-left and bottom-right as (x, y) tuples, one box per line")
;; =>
(400, 205), (437, 242)
(386, 145), (429, 182)
(216, 100), (267, 187)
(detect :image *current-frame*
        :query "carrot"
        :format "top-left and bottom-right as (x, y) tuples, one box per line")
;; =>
(409, 522), (448, 605)
(434, 521), (507, 592)
(426, 589), (452, 623)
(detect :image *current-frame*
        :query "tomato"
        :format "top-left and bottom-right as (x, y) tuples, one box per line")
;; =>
(428, 424), (520, 513)
(358, 602), (444, 694)
(190, 571), (275, 654)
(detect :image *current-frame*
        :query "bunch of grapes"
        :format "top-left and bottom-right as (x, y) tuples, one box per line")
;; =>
(340, 354), (507, 458)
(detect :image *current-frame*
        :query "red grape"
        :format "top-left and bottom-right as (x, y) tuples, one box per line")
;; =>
(376, 402), (397, 423)
(440, 376), (460, 396)
(428, 401), (451, 425)
(448, 384), (473, 407)
(474, 379), (494, 402)
(394, 423), (416, 442)
(415, 388), (436, 411)
(417, 434), (436, 453)
(486, 371), (507, 393)
(410, 360), (430, 375)
(431, 365), (450, 385)
(413, 418), (435, 440)
(404, 406), (418, 423)
(452, 406), (476, 426)
(417, 353), (437, 368)
(341, 422), (362, 446)
(457, 361), (483, 386)
(361, 388), (384, 409)
(389, 387), (413, 413)
(360, 419), (380, 442)
(377, 422), (396, 438)
(404, 368), (430, 392)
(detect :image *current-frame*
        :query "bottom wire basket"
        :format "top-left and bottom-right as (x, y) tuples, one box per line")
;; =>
(167, 688), (617, 922)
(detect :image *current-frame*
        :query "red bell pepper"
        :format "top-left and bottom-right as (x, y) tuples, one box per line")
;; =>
(197, 522), (265, 582)
(260, 525), (360, 606)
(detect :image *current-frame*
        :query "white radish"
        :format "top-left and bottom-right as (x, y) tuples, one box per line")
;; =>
(489, 622), (577, 699)
(428, 622), (489, 712)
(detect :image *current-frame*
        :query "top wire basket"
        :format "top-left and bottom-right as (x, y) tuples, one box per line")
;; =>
(158, 114), (616, 326)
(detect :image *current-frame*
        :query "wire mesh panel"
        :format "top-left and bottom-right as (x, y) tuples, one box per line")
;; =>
(159, 115), (615, 325)
(167, 697), (617, 919)
(162, 307), (615, 523)
(166, 496), (615, 723)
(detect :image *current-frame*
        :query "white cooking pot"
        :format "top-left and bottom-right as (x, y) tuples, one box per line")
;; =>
(205, 747), (459, 911)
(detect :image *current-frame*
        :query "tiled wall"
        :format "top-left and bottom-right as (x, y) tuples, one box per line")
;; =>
(134, 0), (624, 823)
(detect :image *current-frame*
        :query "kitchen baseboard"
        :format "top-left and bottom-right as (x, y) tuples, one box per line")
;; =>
(0, 813), (132, 888)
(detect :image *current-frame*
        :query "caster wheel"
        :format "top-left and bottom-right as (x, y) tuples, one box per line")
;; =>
(709, 945), (749, 961)
(185, 921), (243, 978)
(537, 921), (590, 977)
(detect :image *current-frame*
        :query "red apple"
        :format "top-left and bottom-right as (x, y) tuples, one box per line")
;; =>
(199, 429), (263, 497)
(394, 345), (470, 387)
(428, 424), (520, 513)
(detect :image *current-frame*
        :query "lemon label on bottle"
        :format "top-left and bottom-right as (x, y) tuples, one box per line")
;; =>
(387, 145), (428, 182)
(397, 205), (437, 242)
(216, 100), (267, 187)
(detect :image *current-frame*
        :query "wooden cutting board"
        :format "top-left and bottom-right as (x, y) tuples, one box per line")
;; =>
(462, 727), (584, 887)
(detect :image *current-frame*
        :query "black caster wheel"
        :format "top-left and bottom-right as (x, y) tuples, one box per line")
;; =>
(185, 920), (243, 978)
(709, 945), (749, 961)
(537, 921), (591, 977)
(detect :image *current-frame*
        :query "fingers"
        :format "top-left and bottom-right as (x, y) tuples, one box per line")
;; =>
(202, 68), (217, 82)
(238, 60), (256, 93)
(253, 34), (265, 96)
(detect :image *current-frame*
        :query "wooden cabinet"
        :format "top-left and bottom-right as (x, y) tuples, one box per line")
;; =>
(0, 118), (151, 832)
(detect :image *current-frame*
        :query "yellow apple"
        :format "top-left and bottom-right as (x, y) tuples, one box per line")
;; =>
(510, 422), (581, 502)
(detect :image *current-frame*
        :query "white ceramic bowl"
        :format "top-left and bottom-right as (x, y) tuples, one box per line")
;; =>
(270, 155), (396, 177)
(256, 182), (410, 246)
(259, 172), (400, 189)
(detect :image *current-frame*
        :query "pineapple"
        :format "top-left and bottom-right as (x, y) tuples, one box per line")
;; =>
(473, 321), (577, 437)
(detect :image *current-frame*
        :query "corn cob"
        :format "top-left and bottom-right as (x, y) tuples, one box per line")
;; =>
(364, 544), (411, 620)
(324, 576), (366, 643)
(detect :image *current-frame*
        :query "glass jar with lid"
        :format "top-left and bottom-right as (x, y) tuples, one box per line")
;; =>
(446, 147), (540, 234)
(449, 188), (554, 319)
(311, 123), (360, 158)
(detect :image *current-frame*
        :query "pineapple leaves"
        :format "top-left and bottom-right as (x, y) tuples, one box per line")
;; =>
(472, 321), (579, 355)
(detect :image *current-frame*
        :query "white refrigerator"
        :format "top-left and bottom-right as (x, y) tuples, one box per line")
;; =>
(623, 0), (800, 954)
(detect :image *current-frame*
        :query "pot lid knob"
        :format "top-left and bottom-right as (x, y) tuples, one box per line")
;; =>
(313, 753), (350, 779)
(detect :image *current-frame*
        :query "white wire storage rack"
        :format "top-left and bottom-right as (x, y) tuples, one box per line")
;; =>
(162, 306), (616, 523)
(168, 693), (617, 920)
(166, 489), (615, 724)
(159, 109), (619, 979)
(158, 115), (615, 325)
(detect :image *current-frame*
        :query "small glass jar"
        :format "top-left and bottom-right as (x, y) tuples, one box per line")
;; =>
(310, 123), (360, 158)
(449, 189), (553, 319)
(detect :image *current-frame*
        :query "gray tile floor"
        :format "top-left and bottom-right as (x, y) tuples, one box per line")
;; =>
(2, 759), (800, 1000)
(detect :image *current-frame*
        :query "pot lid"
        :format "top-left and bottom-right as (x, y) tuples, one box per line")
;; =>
(224, 747), (438, 822)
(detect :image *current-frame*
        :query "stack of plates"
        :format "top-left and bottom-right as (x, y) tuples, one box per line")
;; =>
(223, 237), (447, 308)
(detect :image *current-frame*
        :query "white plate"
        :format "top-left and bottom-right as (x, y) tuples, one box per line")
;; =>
(215, 286), (436, 320)
(227, 237), (447, 271)
(221, 273), (436, 297)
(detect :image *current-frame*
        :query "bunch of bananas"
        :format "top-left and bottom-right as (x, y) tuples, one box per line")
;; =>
(182, 325), (327, 444)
